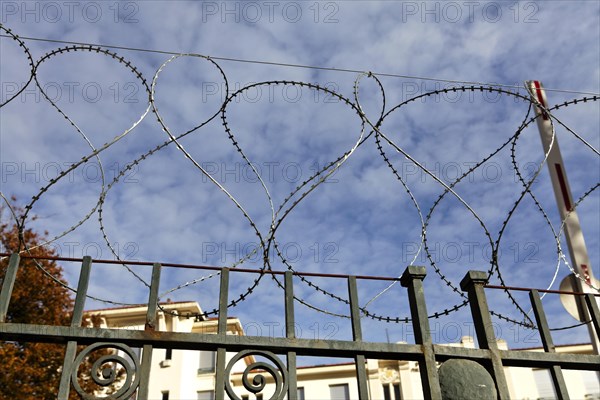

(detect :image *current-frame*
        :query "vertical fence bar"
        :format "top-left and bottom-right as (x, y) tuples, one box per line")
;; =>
(0, 253), (20, 322)
(217, 268), (229, 335)
(348, 276), (370, 399)
(58, 256), (92, 400)
(285, 271), (298, 400)
(137, 263), (162, 400)
(460, 271), (510, 400)
(529, 289), (569, 399)
(585, 294), (600, 341)
(585, 294), (600, 384)
(400, 266), (441, 399)
(215, 268), (229, 400)
(145, 263), (162, 330)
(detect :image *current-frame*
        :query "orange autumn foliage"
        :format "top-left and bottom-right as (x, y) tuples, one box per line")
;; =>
(0, 203), (75, 399)
(1, 200), (124, 399)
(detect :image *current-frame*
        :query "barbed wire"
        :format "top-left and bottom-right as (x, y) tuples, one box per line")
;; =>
(1, 32), (599, 97)
(1, 24), (599, 330)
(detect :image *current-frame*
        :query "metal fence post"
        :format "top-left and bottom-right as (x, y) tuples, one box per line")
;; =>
(585, 294), (600, 341)
(348, 276), (370, 399)
(215, 268), (229, 400)
(460, 271), (510, 400)
(58, 256), (92, 400)
(0, 254), (20, 322)
(285, 271), (298, 400)
(137, 263), (161, 400)
(530, 289), (569, 399)
(400, 266), (442, 399)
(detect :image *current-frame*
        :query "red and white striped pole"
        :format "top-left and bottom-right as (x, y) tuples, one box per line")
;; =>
(527, 80), (599, 356)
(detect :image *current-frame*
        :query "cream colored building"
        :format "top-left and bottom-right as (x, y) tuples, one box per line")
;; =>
(85, 302), (600, 400)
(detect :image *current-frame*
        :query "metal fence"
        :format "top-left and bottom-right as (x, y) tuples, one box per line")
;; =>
(1, 252), (599, 399)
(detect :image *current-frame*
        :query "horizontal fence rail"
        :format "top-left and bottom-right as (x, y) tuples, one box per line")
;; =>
(1, 253), (599, 399)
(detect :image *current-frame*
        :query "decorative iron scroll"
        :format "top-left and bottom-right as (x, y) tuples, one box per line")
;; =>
(70, 342), (140, 400)
(224, 350), (288, 400)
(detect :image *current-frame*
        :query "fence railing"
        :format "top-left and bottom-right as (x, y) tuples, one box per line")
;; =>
(1, 253), (599, 399)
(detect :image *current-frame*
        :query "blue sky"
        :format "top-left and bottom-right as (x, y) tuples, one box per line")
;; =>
(1, 1), (599, 356)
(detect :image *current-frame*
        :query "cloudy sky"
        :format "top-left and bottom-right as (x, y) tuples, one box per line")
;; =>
(1, 1), (599, 358)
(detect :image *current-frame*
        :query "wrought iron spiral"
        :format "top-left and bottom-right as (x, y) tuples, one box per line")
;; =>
(224, 350), (288, 400)
(70, 342), (140, 400)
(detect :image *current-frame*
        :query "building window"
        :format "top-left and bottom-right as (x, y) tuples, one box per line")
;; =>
(297, 387), (305, 400)
(382, 384), (391, 400)
(581, 370), (600, 398)
(382, 383), (403, 400)
(533, 369), (556, 399)
(197, 390), (215, 400)
(256, 395), (263, 400)
(241, 396), (249, 400)
(393, 383), (402, 400)
(161, 391), (169, 400)
(198, 351), (216, 374)
(329, 384), (349, 400)
(160, 348), (173, 367)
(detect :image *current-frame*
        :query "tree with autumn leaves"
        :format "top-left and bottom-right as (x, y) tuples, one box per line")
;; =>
(0, 200), (124, 399)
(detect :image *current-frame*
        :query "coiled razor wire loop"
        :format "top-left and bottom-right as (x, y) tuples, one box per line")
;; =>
(522, 84), (600, 292)
(28, 45), (153, 289)
(151, 55), (271, 318)
(508, 93), (600, 325)
(0, 26), (36, 108)
(71, 342), (141, 400)
(100, 53), (236, 311)
(1, 40), (153, 306)
(1, 24), (598, 329)
(361, 86), (537, 325)
(239, 80), (369, 318)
